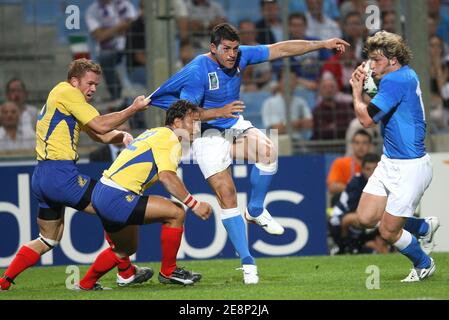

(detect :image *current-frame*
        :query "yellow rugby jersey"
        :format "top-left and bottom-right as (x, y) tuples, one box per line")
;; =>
(36, 82), (99, 161)
(104, 127), (182, 195)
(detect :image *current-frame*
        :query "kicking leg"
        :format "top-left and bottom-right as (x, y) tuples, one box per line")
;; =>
(233, 128), (284, 235)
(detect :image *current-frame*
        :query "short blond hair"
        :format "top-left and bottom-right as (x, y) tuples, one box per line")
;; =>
(67, 58), (102, 81)
(364, 30), (412, 66)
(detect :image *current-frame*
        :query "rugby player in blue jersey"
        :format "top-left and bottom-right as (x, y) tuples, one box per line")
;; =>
(350, 31), (440, 282)
(149, 23), (349, 284)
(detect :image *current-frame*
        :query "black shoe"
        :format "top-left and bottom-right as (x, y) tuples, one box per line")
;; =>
(116, 265), (154, 287)
(158, 267), (202, 285)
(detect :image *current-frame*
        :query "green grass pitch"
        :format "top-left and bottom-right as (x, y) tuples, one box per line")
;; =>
(1, 253), (449, 300)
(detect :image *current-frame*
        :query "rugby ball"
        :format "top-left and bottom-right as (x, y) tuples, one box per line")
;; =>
(363, 61), (378, 97)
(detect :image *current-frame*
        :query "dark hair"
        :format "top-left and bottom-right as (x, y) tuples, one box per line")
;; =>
(352, 129), (372, 143)
(289, 12), (307, 25)
(6, 78), (26, 93)
(362, 153), (380, 167)
(67, 58), (102, 81)
(210, 23), (240, 47)
(165, 100), (199, 126)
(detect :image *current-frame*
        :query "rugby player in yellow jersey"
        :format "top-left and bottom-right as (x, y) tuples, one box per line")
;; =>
(0, 59), (151, 291)
(77, 100), (213, 289)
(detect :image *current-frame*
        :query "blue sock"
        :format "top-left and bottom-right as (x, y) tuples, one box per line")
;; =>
(221, 211), (255, 265)
(247, 165), (275, 218)
(395, 231), (431, 269)
(404, 217), (429, 237)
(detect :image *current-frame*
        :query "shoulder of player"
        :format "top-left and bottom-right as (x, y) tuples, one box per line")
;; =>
(380, 66), (414, 86)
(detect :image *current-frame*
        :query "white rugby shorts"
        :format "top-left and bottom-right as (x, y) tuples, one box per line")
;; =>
(192, 115), (254, 179)
(363, 154), (433, 217)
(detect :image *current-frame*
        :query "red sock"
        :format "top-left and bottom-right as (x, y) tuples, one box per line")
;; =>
(117, 257), (135, 279)
(79, 247), (125, 289)
(104, 232), (135, 279)
(160, 225), (183, 276)
(1, 246), (40, 289)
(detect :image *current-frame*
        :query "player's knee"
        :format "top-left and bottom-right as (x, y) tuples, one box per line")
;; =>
(166, 201), (186, 224)
(38, 233), (60, 250)
(215, 185), (237, 207)
(378, 222), (400, 243)
(356, 213), (377, 229)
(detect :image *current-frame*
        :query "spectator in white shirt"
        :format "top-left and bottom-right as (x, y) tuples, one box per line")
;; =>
(262, 70), (313, 140)
(305, 0), (342, 40)
(0, 101), (35, 151)
(86, 0), (138, 100)
(5, 78), (38, 133)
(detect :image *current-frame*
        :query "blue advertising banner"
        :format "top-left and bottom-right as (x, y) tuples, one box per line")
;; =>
(0, 156), (327, 267)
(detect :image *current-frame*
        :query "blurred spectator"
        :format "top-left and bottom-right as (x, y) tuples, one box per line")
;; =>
(176, 41), (196, 70)
(5, 78), (38, 132)
(329, 153), (390, 255)
(344, 94), (381, 155)
(381, 10), (396, 33)
(312, 74), (354, 140)
(429, 93), (449, 133)
(239, 20), (273, 91)
(185, 0), (227, 50)
(377, 0), (395, 13)
(428, 0), (449, 45)
(320, 40), (361, 92)
(262, 70), (313, 140)
(126, 0), (146, 87)
(341, 11), (365, 60)
(89, 121), (131, 162)
(86, 0), (138, 100)
(339, 0), (378, 21)
(429, 35), (449, 98)
(289, 0), (341, 21)
(327, 129), (372, 204)
(0, 101), (35, 151)
(256, 0), (283, 44)
(305, 0), (342, 40)
(272, 13), (332, 92)
(173, 0), (190, 43)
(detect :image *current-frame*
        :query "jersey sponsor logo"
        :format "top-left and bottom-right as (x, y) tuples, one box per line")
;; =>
(77, 176), (88, 188)
(126, 195), (135, 202)
(208, 72), (219, 90)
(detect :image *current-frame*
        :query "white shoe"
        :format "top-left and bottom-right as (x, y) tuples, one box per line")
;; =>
(245, 209), (284, 235)
(242, 264), (259, 285)
(401, 258), (436, 282)
(419, 217), (440, 255)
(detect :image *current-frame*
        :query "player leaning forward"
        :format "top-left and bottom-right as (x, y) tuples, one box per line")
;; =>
(0, 59), (150, 291)
(350, 31), (440, 282)
(150, 23), (350, 284)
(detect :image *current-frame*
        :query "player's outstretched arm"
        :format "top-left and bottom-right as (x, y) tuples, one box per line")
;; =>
(199, 101), (246, 121)
(86, 96), (150, 135)
(85, 128), (133, 145)
(267, 38), (350, 61)
(350, 63), (375, 128)
(158, 170), (212, 220)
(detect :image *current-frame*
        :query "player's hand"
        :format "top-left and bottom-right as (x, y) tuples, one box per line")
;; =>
(349, 62), (366, 95)
(218, 101), (246, 118)
(121, 131), (134, 147)
(131, 95), (151, 112)
(193, 202), (213, 220)
(323, 38), (350, 54)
